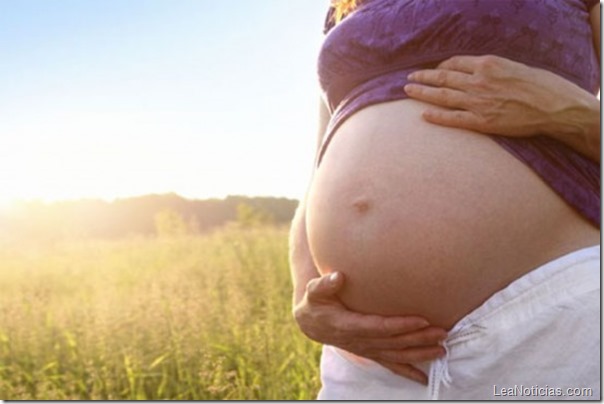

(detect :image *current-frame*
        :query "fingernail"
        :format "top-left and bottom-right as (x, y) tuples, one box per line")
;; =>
(403, 83), (417, 93)
(329, 272), (340, 283)
(414, 374), (428, 385)
(418, 319), (430, 327)
(407, 72), (417, 80)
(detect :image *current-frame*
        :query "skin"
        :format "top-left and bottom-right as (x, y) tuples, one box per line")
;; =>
(405, 7), (600, 162)
(290, 3), (600, 387)
(289, 101), (447, 386)
(404, 55), (601, 162)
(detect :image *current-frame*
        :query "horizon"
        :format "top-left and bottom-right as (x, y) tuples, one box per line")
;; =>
(0, 190), (299, 242)
(1, 1), (329, 205)
(2, 191), (300, 206)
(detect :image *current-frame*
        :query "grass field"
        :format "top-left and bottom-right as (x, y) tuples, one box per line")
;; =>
(0, 225), (322, 400)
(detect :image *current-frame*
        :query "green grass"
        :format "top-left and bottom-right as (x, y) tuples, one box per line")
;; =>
(0, 225), (322, 400)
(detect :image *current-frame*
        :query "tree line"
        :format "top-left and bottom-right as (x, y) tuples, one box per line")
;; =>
(0, 193), (299, 242)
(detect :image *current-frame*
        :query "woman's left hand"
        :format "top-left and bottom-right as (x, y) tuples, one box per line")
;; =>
(404, 55), (600, 161)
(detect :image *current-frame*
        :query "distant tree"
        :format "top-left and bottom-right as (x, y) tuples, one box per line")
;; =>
(0, 194), (299, 242)
(236, 203), (275, 227)
(187, 215), (201, 235)
(154, 209), (189, 237)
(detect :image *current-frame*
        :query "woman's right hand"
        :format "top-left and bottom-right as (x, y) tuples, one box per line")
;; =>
(293, 271), (448, 385)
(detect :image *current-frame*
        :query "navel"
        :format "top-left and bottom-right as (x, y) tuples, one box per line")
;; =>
(352, 199), (371, 214)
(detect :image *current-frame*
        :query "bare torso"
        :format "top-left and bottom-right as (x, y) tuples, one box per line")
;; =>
(306, 99), (599, 329)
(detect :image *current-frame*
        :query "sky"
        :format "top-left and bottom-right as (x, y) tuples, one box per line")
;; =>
(0, 0), (329, 204)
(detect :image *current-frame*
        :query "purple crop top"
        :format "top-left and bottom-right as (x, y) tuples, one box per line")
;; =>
(318, 0), (601, 228)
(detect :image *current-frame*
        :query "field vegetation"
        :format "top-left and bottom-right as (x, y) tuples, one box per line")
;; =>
(0, 224), (322, 400)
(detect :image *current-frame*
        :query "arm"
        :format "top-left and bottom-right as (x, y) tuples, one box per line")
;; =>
(404, 7), (601, 162)
(289, 200), (319, 306)
(289, 99), (331, 306)
(289, 99), (447, 385)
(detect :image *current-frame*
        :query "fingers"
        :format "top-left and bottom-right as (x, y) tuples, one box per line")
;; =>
(407, 69), (470, 90)
(375, 344), (448, 385)
(376, 345), (446, 364)
(404, 83), (471, 110)
(437, 54), (514, 73)
(337, 313), (431, 338)
(305, 274), (435, 338)
(376, 362), (429, 385)
(305, 271), (345, 301)
(436, 55), (484, 73)
(363, 326), (448, 350)
(397, 327), (448, 348)
(421, 109), (485, 132)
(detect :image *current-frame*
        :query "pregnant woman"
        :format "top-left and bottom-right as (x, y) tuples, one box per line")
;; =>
(290, 0), (600, 400)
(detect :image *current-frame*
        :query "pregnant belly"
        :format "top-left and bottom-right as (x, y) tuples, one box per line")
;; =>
(306, 99), (599, 329)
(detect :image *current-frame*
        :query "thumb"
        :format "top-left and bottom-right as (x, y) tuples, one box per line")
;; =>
(306, 272), (345, 301)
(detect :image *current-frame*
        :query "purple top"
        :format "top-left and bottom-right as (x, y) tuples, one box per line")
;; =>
(318, 0), (600, 228)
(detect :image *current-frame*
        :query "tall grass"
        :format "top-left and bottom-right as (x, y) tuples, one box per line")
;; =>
(0, 225), (322, 400)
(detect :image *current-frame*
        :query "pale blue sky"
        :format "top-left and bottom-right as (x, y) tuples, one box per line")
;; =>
(0, 0), (329, 203)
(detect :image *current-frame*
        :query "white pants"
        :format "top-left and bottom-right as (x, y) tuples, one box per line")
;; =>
(318, 245), (601, 400)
